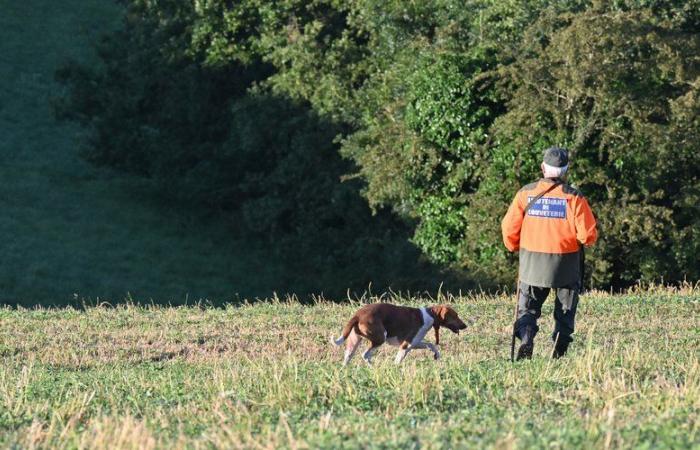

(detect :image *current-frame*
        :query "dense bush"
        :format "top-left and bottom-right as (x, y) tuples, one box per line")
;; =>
(58, 0), (700, 290)
(469, 6), (700, 286)
(55, 0), (452, 295)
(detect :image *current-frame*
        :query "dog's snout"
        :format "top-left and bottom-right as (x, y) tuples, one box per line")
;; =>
(459, 323), (468, 330)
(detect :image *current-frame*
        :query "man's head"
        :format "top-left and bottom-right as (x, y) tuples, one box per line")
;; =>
(541, 146), (569, 179)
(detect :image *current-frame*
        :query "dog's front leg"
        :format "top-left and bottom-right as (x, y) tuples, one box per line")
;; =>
(411, 342), (440, 360)
(394, 348), (410, 364)
(423, 342), (440, 360)
(395, 341), (413, 364)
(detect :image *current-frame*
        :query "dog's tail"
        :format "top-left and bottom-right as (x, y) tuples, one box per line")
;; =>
(331, 316), (358, 346)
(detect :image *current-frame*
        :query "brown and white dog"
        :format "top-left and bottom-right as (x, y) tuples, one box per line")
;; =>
(331, 303), (468, 365)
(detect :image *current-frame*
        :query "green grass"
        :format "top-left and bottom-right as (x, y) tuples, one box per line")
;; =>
(1, 287), (698, 448)
(0, 0), (302, 306)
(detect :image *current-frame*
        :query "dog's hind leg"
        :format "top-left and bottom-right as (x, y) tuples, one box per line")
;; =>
(343, 330), (362, 366)
(356, 321), (385, 366)
(362, 342), (381, 366)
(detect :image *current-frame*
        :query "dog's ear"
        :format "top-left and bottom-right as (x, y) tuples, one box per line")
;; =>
(436, 305), (449, 320)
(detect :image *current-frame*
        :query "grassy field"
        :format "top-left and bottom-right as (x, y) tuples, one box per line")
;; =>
(1, 287), (697, 449)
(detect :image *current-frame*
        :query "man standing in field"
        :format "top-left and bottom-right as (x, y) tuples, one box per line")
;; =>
(501, 147), (598, 360)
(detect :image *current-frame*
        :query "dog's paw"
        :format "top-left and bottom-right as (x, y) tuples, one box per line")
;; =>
(433, 351), (441, 360)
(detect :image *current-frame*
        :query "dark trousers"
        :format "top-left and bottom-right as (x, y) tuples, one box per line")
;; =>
(515, 281), (579, 344)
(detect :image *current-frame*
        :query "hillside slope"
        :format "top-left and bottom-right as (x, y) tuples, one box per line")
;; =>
(0, 0), (296, 306)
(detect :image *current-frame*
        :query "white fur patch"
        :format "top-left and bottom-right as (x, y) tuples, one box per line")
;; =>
(411, 307), (434, 347)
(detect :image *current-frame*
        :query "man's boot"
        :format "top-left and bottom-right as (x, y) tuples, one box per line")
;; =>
(516, 325), (535, 361)
(552, 339), (569, 359)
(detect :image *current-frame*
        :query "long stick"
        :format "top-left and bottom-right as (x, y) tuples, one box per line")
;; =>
(579, 245), (586, 293)
(551, 331), (560, 359)
(510, 277), (519, 362)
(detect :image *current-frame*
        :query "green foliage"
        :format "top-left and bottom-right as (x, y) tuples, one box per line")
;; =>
(58, 0), (700, 292)
(485, 6), (700, 286)
(55, 1), (255, 179)
(55, 0), (459, 299)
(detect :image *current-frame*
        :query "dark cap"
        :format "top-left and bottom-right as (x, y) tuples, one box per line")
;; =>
(543, 147), (569, 167)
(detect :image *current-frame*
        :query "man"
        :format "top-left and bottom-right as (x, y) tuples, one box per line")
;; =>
(501, 147), (598, 360)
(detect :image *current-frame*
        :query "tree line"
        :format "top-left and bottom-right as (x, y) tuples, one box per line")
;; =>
(56, 0), (700, 291)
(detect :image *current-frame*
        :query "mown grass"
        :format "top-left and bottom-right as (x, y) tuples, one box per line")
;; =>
(1, 287), (697, 449)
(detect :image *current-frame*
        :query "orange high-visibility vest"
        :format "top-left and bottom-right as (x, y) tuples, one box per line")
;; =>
(501, 178), (598, 287)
